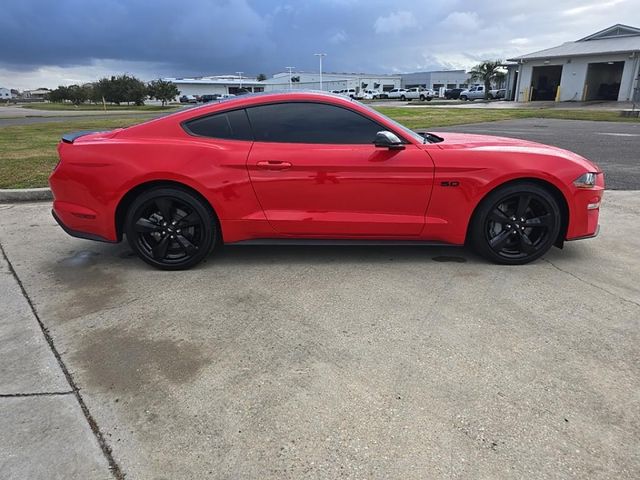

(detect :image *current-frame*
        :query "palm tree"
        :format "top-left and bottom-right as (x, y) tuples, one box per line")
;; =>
(468, 60), (505, 100)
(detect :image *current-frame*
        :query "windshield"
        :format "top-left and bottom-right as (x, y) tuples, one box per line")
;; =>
(356, 101), (427, 144)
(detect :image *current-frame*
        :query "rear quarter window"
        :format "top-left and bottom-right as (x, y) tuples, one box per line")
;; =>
(183, 109), (252, 141)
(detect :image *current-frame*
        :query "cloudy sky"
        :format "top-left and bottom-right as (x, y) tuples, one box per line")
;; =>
(1, 0), (638, 89)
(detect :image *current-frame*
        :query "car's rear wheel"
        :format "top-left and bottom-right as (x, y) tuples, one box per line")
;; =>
(469, 183), (561, 265)
(124, 187), (217, 270)
(400, 95), (406, 101)
(460, 95), (468, 101)
(419, 95), (425, 101)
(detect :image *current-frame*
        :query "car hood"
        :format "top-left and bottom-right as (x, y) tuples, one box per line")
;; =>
(428, 132), (601, 172)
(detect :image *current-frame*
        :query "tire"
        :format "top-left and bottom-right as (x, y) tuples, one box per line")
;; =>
(420, 95), (425, 101)
(468, 183), (561, 265)
(460, 95), (467, 101)
(124, 187), (217, 270)
(426, 97), (432, 102)
(400, 95), (406, 101)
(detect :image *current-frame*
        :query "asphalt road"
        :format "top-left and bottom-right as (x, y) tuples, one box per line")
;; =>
(433, 118), (640, 190)
(1, 192), (639, 479)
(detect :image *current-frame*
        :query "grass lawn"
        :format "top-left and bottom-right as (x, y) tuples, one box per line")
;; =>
(20, 103), (179, 112)
(0, 107), (637, 189)
(0, 117), (153, 189)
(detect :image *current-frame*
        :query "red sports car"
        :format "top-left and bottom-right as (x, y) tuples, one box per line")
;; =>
(49, 91), (603, 270)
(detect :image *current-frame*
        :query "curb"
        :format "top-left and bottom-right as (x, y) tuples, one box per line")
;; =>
(0, 187), (52, 202)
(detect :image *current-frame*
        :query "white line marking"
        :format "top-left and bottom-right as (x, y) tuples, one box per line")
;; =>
(597, 133), (640, 137)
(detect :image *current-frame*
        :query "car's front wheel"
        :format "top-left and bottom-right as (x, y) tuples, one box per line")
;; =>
(400, 95), (406, 101)
(124, 187), (217, 270)
(469, 183), (562, 265)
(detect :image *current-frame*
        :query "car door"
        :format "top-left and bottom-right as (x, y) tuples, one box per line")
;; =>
(245, 101), (434, 237)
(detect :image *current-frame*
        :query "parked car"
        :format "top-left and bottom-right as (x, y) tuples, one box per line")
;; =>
(179, 95), (198, 104)
(361, 89), (381, 100)
(51, 91), (603, 270)
(459, 86), (486, 101)
(387, 88), (409, 100)
(405, 87), (435, 101)
(343, 88), (357, 98)
(199, 94), (221, 103)
(489, 89), (506, 99)
(444, 88), (463, 99)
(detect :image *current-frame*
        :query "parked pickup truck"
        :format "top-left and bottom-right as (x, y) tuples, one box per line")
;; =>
(459, 86), (486, 101)
(387, 88), (408, 100)
(405, 87), (435, 101)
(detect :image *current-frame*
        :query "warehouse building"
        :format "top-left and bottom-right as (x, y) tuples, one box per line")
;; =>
(262, 71), (401, 92)
(165, 72), (402, 99)
(507, 24), (640, 102)
(400, 70), (469, 90)
(164, 75), (265, 98)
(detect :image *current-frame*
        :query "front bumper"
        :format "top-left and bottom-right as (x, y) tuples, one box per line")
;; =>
(566, 224), (600, 241)
(565, 173), (604, 241)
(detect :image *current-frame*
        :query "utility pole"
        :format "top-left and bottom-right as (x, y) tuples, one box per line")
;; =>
(314, 53), (326, 91)
(285, 67), (295, 90)
(236, 71), (243, 89)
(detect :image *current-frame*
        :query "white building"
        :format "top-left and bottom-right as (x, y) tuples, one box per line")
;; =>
(262, 71), (401, 93)
(165, 72), (402, 99)
(507, 24), (640, 102)
(400, 70), (470, 90)
(164, 75), (265, 98)
(0, 87), (11, 100)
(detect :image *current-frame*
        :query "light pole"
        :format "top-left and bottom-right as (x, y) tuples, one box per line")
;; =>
(314, 53), (326, 91)
(285, 66), (295, 90)
(236, 71), (243, 90)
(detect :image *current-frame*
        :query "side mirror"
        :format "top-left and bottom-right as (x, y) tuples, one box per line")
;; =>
(374, 131), (405, 150)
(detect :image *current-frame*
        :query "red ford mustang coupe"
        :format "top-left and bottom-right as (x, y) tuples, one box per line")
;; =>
(49, 91), (603, 270)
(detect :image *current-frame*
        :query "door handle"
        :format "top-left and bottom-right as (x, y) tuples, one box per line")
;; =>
(256, 160), (292, 170)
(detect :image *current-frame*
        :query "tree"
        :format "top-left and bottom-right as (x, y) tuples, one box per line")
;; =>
(147, 79), (179, 106)
(468, 60), (506, 99)
(92, 74), (147, 105)
(66, 84), (89, 105)
(46, 86), (68, 103)
(256, 73), (267, 81)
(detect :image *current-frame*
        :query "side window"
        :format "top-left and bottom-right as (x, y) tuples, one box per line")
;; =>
(183, 109), (252, 140)
(245, 102), (386, 144)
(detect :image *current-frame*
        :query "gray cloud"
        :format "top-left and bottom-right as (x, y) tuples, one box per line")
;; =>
(1, 0), (639, 89)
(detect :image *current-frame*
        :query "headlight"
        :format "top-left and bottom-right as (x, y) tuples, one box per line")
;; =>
(573, 172), (597, 188)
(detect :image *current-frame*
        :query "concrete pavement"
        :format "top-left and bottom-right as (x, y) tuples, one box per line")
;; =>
(0, 241), (114, 479)
(0, 192), (638, 479)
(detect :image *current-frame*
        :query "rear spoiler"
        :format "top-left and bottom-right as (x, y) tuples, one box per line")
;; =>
(61, 130), (107, 144)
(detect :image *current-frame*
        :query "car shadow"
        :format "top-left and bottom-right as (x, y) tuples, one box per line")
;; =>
(101, 242), (480, 269)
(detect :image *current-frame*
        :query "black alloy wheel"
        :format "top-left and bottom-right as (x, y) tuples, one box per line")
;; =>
(124, 187), (216, 270)
(469, 183), (561, 265)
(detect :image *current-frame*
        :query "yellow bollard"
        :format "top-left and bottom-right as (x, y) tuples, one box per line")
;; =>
(555, 86), (561, 102)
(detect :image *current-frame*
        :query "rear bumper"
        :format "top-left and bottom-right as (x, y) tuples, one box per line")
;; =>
(52, 209), (116, 243)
